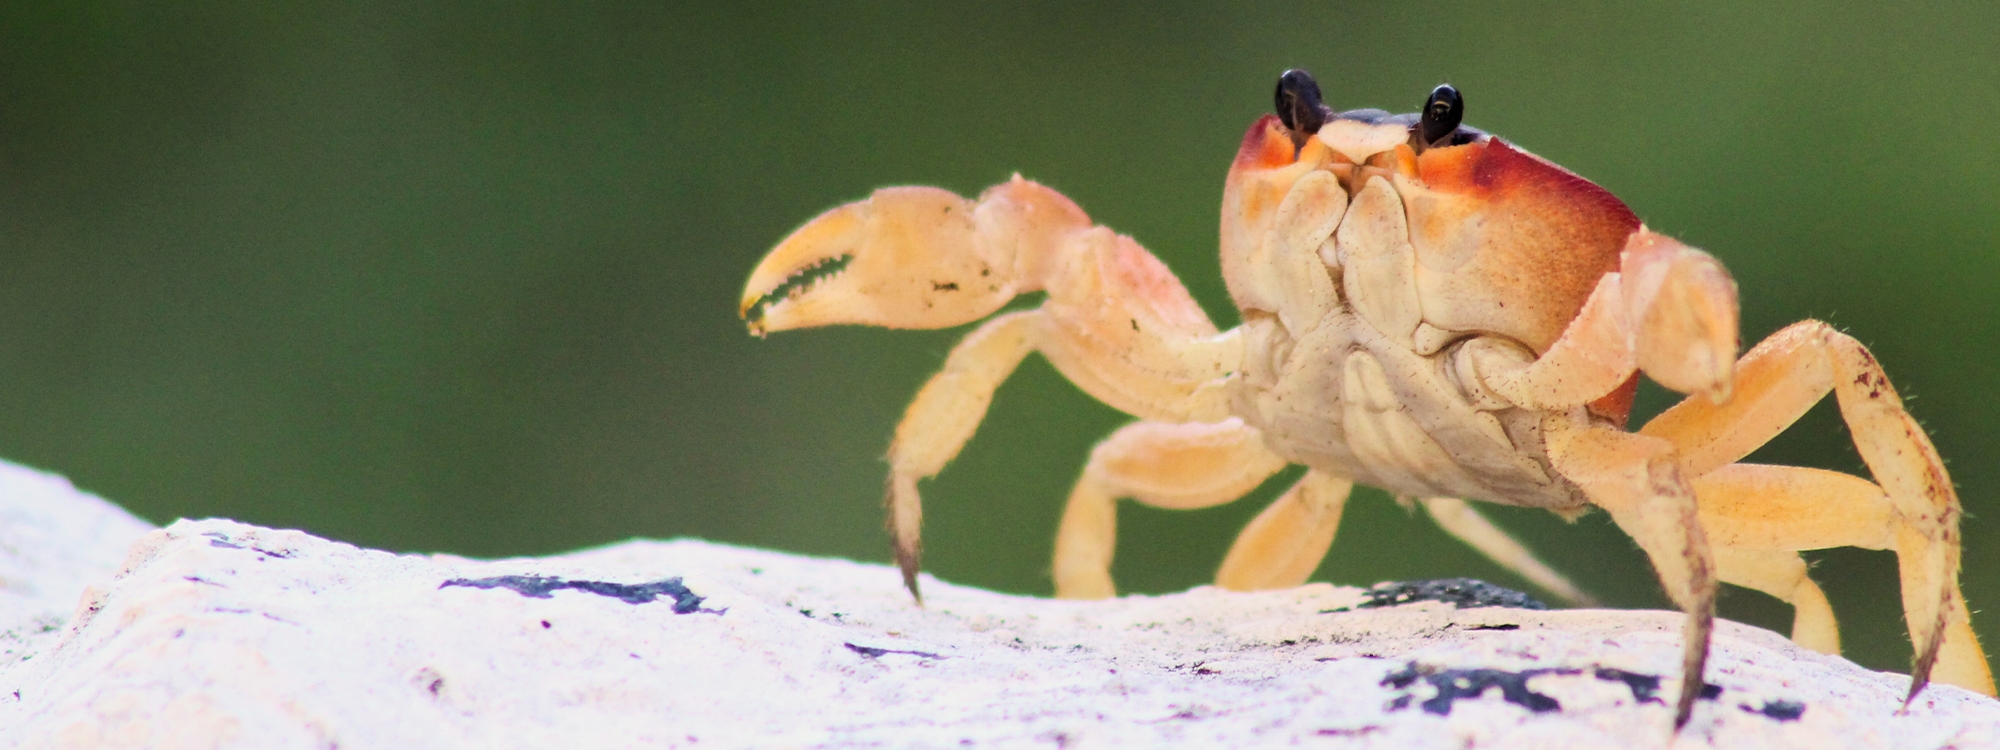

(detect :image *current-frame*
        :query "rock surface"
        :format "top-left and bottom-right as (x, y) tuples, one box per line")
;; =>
(0, 461), (154, 673)
(0, 460), (1996, 748)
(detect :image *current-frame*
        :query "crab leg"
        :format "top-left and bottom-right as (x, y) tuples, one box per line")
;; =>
(742, 178), (1242, 601)
(1212, 470), (1354, 592)
(1693, 471), (1992, 694)
(1052, 419), (1290, 599)
(1688, 464), (1898, 655)
(1547, 420), (1717, 729)
(885, 311), (1041, 599)
(1639, 319), (1995, 698)
(1419, 498), (1597, 607)
(1710, 546), (1840, 654)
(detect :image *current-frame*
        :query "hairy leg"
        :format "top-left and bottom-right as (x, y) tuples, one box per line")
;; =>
(1548, 420), (1716, 729)
(1640, 320), (1991, 698)
(885, 312), (1040, 600)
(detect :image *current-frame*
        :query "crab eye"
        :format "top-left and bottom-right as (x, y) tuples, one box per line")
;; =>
(1274, 69), (1331, 136)
(1421, 84), (1464, 146)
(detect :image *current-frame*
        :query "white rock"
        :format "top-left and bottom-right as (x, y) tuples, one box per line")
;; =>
(0, 461), (153, 673)
(0, 459), (1996, 748)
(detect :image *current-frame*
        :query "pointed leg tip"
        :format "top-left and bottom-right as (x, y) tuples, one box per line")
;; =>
(898, 564), (925, 606)
(1673, 690), (1698, 731)
(893, 545), (924, 606)
(1904, 678), (1929, 707)
(1907, 636), (1941, 704)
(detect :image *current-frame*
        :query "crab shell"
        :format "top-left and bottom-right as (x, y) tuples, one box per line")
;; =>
(1207, 111), (1697, 518)
(1232, 114), (1634, 353)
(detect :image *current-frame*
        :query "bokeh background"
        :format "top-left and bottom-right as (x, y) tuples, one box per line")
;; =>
(3, 2), (1997, 677)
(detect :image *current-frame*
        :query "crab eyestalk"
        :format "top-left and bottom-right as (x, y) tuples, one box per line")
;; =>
(1273, 69), (1334, 152)
(1418, 84), (1464, 149)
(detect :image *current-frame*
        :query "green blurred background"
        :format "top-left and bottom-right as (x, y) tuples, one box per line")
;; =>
(2, 2), (1997, 676)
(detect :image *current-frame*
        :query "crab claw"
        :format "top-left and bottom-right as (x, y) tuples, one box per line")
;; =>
(1621, 230), (1740, 401)
(741, 179), (1091, 335)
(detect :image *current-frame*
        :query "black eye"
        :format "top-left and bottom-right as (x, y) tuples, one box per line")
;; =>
(1274, 69), (1331, 136)
(1421, 84), (1464, 146)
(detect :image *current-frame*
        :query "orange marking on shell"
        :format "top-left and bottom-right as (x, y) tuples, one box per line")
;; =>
(1417, 139), (1637, 229)
(1222, 118), (1300, 249)
(1407, 139), (1642, 353)
(1233, 115), (1297, 171)
(1392, 144), (1419, 177)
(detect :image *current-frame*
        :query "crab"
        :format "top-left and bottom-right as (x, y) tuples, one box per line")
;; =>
(738, 69), (1995, 726)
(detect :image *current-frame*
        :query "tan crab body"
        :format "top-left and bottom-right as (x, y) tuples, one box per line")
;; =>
(1223, 111), (1653, 514)
(739, 71), (1994, 729)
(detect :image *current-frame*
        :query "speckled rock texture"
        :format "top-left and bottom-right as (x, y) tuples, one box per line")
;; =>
(1, 459), (1996, 749)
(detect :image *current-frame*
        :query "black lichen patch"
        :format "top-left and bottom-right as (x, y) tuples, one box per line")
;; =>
(1591, 667), (1723, 704)
(1341, 578), (1547, 611)
(1383, 663), (1731, 717)
(1382, 663), (1570, 715)
(1593, 667), (1662, 703)
(439, 575), (721, 614)
(844, 642), (946, 659)
(1745, 699), (1805, 721)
